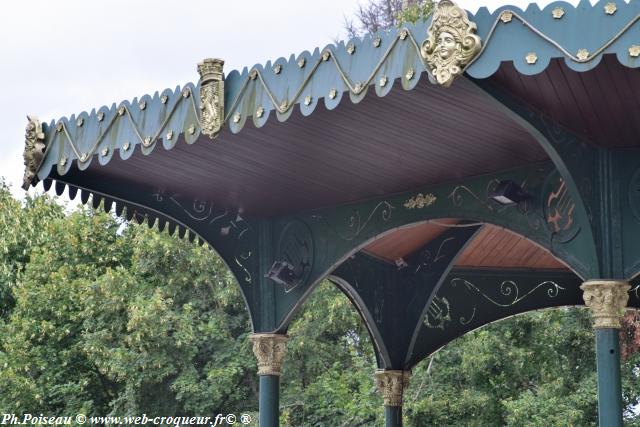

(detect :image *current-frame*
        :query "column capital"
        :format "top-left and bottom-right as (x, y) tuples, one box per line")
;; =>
(250, 333), (289, 376)
(374, 369), (411, 407)
(580, 280), (630, 329)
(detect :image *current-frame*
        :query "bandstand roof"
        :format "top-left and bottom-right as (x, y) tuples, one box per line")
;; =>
(22, 0), (640, 285)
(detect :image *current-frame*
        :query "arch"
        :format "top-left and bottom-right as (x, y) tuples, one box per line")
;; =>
(276, 198), (587, 333)
(280, 221), (482, 369)
(278, 217), (595, 371)
(328, 275), (392, 367)
(273, 160), (599, 334)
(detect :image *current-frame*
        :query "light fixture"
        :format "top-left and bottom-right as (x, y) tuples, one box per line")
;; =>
(489, 180), (529, 205)
(266, 261), (298, 291)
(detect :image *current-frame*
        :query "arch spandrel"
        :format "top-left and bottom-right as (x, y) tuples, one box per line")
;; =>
(44, 176), (261, 332)
(326, 224), (482, 369)
(409, 270), (640, 369)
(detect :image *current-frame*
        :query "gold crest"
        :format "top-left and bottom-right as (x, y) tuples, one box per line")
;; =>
(421, 0), (482, 87)
(197, 58), (225, 139)
(22, 115), (46, 190)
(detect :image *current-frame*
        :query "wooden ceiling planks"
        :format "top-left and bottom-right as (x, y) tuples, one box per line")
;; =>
(490, 55), (640, 147)
(362, 222), (566, 270)
(83, 77), (547, 216)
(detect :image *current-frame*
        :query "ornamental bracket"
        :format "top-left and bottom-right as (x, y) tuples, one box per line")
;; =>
(197, 58), (225, 139)
(421, 0), (482, 87)
(22, 115), (46, 190)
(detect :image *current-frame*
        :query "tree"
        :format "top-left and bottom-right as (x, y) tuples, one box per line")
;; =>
(345, 0), (434, 39)
(0, 187), (257, 417)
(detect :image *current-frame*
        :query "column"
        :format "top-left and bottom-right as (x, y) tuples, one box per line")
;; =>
(581, 280), (630, 427)
(250, 333), (289, 427)
(374, 370), (411, 427)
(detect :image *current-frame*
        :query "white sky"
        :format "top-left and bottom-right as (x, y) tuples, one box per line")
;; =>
(0, 0), (593, 199)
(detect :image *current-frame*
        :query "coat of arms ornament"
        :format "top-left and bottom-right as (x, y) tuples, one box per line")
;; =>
(22, 115), (46, 190)
(197, 58), (225, 139)
(421, 0), (482, 87)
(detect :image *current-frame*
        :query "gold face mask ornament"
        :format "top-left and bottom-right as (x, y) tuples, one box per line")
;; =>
(421, 0), (482, 87)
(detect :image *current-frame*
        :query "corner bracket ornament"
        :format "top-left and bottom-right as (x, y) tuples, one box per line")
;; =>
(197, 58), (225, 139)
(250, 334), (289, 376)
(374, 370), (411, 407)
(22, 115), (46, 190)
(580, 280), (630, 329)
(421, 0), (482, 87)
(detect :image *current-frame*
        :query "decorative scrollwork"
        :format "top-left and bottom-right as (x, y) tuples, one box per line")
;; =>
(415, 237), (454, 273)
(150, 192), (254, 284)
(540, 171), (582, 246)
(52, 85), (200, 167)
(422, 277), (567, 328)
(448, 180), (503, 211)
(344, 202), (394, 240)
(22, 115), (46, 190)
(197, 58), (225, 139)
(421, 0), (482, 87)
(451, 278), (565, 307)
(315, 201), (395, 242)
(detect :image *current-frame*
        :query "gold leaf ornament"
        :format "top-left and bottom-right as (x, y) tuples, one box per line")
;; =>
(197, 58), (225, 139)
(404, 193), (437, 209)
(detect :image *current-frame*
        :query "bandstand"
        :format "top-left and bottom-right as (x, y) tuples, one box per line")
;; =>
(21, 0), (640, 425)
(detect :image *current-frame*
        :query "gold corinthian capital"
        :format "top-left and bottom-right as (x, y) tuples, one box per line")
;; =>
(250, 333), (289, 376)
(374, 370), (411, 407)
(580, 280), (630, 329)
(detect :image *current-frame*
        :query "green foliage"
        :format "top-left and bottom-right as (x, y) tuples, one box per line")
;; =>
(396, 0), (434, 26)
(281, 281), (382, 426)
(0, 180), (64, 318)
(404, 310), (640, 426)
(0, 186), (256, 416)
(345, 0), (434, 38)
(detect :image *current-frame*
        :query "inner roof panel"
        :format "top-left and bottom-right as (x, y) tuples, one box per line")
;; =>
(363, 221), (567, 270)
(488, 55), (640, 147)
(67, 76), (547, 217)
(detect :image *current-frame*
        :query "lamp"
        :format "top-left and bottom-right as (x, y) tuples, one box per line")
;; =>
(489, 180), (529, 205)
(265, 261), (298, 292)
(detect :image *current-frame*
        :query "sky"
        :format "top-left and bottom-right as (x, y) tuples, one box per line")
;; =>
(0, 0), (595, 200)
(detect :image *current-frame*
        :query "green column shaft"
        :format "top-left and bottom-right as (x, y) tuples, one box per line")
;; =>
(596, 328), (623, 427)
(259, 375), (280, 427)
(385, 405), (402, 427)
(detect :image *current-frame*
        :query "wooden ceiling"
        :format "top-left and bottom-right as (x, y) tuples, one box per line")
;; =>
(363, 221), (566, 270)
(76, 76), (547, 217)
(488, 55), (640, 148)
